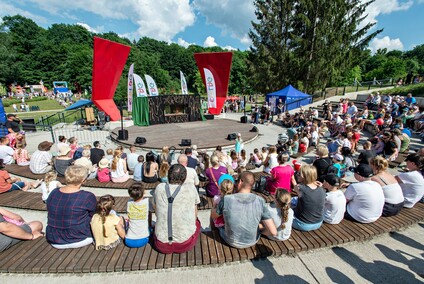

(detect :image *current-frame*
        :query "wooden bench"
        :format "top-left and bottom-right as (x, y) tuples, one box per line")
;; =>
(0, 190), (274, 213)
(0, 202), (423, 274)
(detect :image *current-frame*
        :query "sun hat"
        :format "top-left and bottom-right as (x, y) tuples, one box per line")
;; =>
(58, 146), (71, 156)
(218, 174), (235, 186)
(332, 153), (344, 161)
(38, 141), (54, 151)
(98, 158), (109, 169)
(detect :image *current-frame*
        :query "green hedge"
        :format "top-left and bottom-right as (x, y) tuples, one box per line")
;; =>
(2, 96), (48, 107)
(379, 83), (424, 97)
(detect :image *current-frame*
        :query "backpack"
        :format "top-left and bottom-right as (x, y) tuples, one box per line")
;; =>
(322, 158), (338, 175)
(253, 176), (270, 196)
(72, 147), (84, 160)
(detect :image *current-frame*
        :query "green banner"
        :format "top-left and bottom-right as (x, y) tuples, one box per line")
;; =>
(132, 96), (149, 126)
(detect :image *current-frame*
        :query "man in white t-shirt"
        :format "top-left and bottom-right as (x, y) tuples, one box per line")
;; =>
(344, 164), (385, 223)
(346, 102), (358, 117)
(178, 154), (199, 186)
(322, 174), (346, 224)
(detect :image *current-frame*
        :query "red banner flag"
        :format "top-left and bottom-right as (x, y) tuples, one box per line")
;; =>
(194, 52), (233, 115)
(92, 37), (131, 121)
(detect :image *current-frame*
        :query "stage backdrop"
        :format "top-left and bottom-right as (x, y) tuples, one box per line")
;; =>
(92, 37), (131, 121)
(194, 52), (233, 115)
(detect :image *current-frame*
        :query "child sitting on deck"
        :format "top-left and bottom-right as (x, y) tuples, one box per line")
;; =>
(262, 188), (293, 241)
(91, 195), (126, 250)
(13, 143), (30, 166)
(322, 174), (346, 224)
(41, 171), (63, 202)
(125, 183), (151, 248)
(97, 158), (111, 183)
(211, 174), (234, 229)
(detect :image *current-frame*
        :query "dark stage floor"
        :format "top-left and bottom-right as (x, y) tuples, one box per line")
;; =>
(110, 119), (258, 150)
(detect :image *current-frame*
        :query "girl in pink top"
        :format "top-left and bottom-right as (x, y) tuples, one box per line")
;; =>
(97, 158), (111, 183)
(13, 143), (30, 166)
(266, 153), (297, 195)
(68, 137), (78, 158)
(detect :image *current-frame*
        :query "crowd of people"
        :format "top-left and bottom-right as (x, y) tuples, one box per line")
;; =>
(0, 93), (423, 256)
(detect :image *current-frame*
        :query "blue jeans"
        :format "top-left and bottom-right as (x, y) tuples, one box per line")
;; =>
(8, 182), (26, 191)
(292, 217), (322, 231)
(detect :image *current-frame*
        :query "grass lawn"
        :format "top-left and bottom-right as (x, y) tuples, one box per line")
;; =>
(4, 99), (65, 113)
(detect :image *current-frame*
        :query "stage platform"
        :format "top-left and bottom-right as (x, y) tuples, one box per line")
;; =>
(110, 119), (258, 150)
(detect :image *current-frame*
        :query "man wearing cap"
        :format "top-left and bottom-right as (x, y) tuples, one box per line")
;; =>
(322, 174), (346, 224)
(212, 171), (277, 248)
(153, 164), (200, 254)
(344, 164), (385, 223)
(29, 141), (53, 174)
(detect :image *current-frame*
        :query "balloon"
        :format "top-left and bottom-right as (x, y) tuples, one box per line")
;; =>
(376, 118), (384, 126)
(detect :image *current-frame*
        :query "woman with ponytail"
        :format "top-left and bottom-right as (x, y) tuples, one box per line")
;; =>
(91, 195), (126, 250)
(110, 149), (130, 183)
(261, 188), (293, 241)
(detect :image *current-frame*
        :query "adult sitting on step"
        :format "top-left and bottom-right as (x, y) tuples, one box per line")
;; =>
(46, 165), (97, 249)
(212, 171), (277, 249)
(152, 164), (201, 254)
(29, 141), (53, 174)
(0, 207), (44, 252)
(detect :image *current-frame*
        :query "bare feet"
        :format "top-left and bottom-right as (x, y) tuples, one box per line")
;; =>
(30, 179), (42, 190)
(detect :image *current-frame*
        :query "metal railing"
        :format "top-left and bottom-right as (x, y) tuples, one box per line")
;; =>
(38, 109), (85, 126)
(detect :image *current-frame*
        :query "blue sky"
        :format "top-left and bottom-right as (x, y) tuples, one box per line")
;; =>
(0, 0), (423, 53)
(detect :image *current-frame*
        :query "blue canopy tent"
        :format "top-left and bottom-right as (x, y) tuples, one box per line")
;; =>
(65, 99), (93, 111)
(266, 85), (312, 113)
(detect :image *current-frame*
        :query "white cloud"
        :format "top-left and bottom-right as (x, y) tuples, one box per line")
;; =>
(76, 22), (97, 33)
(194, 0), (255, 47)
(203, 36), (218, 47)
(223, 45), (237, 51)
(369, 36), (404, 53)
(15, 0), (196, 42)
(363, 0), (413, 25)
(0, 2), (48, 24)
(177, 37), (194, 48)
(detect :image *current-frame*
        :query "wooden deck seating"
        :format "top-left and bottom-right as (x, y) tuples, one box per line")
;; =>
(0, 202), (423, 274)
(0, 189), (274, 213)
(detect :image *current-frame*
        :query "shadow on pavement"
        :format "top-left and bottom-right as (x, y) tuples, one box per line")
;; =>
(332, 246), (420, 283)
(251, 258), (310, 284)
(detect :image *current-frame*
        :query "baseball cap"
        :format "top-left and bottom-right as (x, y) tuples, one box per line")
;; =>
(218, 174), (235, 186)
(322, 174), (340, 186)
(352, 164), (373, 178)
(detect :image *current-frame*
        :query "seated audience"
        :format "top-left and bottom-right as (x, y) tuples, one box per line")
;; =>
(205, 155), (228, 197)
(262, 188), (294, 241)
(13, 143), (30, 166)
(110, 149), (130, 183)
(126, 146), (138, 172)
(41, 171), (63, 202)
(370, 156), (404, 216)
(266, 153), (296, 194)
(178, 154), (199, 186)
(54, 146), (74, 177)
(125, 183), (151, 248)
(29, 141), (53, 174)
(212, 171), (277, 248)
(97, 158), (111, 183)
(91, 195), (125, 250)
(46, 165), (97, 249)
(133, 155), (144, 182)
(142, 152), (159, 183)
(292, 165), (326, 231)
(90, 141), (105, 166)
(153, 164), (200, 254)
(0, 159), (40, 193)
(210, 174), (235, 229)
(158, 161), (170, 183)
(0, 137), (14, 165)
(395, 154), (424, 208)
(74, 149), (97, 179)
(0, 207), (44, 252)
(263, 146), (279, 174)
(313, 145), (333, 181)
(322, 174), (346, 224)
(344, 164), (385, 223)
